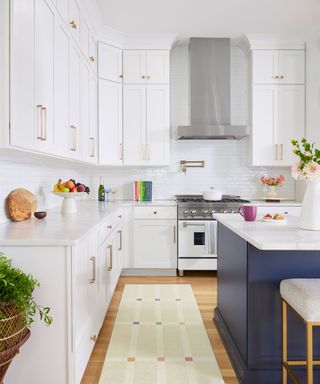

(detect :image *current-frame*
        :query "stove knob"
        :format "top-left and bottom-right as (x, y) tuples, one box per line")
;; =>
(223, 209), (228, 214)
(203, 209), (209, 216)
(211, 209), (216, 214)
(184, 210), (190, 216)
(191, 209), (197, 216)
(230, 209), (235, 214)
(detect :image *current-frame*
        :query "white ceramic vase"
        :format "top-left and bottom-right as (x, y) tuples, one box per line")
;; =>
(266, 185), (278, 199)
(299, 180), (320, 230)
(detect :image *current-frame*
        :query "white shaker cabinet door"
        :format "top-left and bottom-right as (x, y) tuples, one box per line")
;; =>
(68, 45), (81, 159)
(10, 0), (36, 150)
(54, 21), (70, 157)
(88, 73), (98, 163)
(278, 85), (305, 165)
(68, 0), (80, 42)
(123, 85), (147, 165)
(146, 50), (170, 84)
(278, 50), (305, 85)
(252, 85), (279, 166)
(99, 80), (123, 165)
(146, 85), (170, 165)
(252, 50), (279, 84)
(123, 50), (146, 84)
(98, 43), (123, 83)
(133, 219), (177, 268)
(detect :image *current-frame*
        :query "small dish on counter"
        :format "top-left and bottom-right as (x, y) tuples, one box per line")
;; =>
(34, 211), (47, 220)
(261, 213), (287, 224)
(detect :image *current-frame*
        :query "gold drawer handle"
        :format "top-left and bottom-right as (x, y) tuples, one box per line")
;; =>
(89, 56), (95, 62)
(90, 335), (97, 342)
(107, 225), (112, 229)
(89, 257), (96, 283)
(107, 244), (113, 271)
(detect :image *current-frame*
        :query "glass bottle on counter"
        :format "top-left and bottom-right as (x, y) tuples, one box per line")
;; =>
(98, 177), (105, 201)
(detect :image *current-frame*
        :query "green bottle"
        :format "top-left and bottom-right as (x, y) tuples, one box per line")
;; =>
(98, 177), (105, 201)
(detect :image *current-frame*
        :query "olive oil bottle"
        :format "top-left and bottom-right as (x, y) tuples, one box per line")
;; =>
(98, 176), (105, 201)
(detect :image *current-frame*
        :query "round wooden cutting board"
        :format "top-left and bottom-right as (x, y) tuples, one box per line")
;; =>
(7, 189), (37, 222)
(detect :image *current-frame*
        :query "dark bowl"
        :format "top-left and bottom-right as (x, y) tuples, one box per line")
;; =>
(34, 211), (47, 220)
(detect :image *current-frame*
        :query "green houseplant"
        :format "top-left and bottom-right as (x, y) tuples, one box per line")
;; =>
(0, 252), (52, 381)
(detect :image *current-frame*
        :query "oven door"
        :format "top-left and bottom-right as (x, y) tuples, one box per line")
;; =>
(178, 220), (217, 259)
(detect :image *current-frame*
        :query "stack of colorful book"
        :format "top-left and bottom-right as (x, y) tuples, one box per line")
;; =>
(133, 181), (153, 201)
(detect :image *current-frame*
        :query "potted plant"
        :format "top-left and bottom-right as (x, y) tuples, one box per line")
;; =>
(0, 252), (52, 381)
(291, 138), (320, 230)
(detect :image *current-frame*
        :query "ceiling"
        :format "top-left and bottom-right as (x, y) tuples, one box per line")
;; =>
(96, 0), (320, 38)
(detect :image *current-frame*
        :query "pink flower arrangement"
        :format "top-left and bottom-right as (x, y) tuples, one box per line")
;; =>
(261, 175), (285, 187)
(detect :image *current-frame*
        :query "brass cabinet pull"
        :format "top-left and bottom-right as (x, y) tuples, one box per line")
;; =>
(89, 137), (95, 157)
(141, 75), (146, 79)
(280, 75), (284, 79)
(36, 105), (43, 140)
(120, 143), (123, 160)
(275, 144), (278, 160)
(141, 144), (146, 160)
(90, 335), (97, 342)
(173, 225), (176, 243)
(107, 224), (112, 229)
(89, 256), (96, 283)
(118, 230), (122, 251)
(275, 75), (280, 79)
(70, 20), (77, 29)
(118, 215), (122, 219)
(119, 74), (123, 79)
(107, 244), (113, 271)
(89, 55), (95, 62)
(70, 125), (77, 151)
(280, 143), (283, 160)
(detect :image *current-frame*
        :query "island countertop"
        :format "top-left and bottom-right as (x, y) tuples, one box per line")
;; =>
(214, 213), (320, 251)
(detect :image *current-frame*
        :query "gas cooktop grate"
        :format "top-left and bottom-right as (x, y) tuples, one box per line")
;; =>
(177, 198), (250, 203)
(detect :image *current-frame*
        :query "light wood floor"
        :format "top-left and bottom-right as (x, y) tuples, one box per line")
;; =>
(81, 272), (238, 384)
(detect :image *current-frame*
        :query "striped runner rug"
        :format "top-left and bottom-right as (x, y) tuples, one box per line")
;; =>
(99, 284), (225, 384)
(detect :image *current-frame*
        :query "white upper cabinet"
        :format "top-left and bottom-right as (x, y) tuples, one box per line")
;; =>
(123, 85), (147, 165)
(123, 50), (146, 84)
(278, 51), (305, 85)
(68, 0), (80, 42)
(54, 20), (70, 157)
(123, 50), (169, 84)
(146, 85), (170, 165)
(252, 84), (305, 166)
(98, 43), (123, 83)
(146, 51), (170, 84)
(68, 45), (81, 159)
(99, 80), (123, 165)
(11, 0), (55, 153)
(252, 50), (305, 84)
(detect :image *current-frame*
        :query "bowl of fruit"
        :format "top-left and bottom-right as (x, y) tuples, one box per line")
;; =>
(52, 179), (90, 214)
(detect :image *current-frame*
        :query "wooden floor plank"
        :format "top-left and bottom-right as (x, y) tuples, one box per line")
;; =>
(81, 272), (238, 384)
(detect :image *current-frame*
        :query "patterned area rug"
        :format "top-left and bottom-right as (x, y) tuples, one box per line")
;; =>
(99, 284), (225, 384)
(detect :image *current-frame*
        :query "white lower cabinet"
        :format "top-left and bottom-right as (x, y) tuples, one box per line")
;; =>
(133, 206), (177, 269)
(2, 214), (124, 384)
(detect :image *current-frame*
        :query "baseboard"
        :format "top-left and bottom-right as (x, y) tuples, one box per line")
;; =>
(121, 268), (177, 276)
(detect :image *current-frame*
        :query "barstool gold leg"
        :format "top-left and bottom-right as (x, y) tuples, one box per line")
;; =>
(306, 323), (313, 384)
(282, 300), (288, 384)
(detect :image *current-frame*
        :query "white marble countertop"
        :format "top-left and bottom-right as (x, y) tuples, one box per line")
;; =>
(0, 199), (177, 247)
(214, 213), (320, 251)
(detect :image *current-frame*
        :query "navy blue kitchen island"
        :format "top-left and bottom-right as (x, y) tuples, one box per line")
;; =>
(214, 215), (320, 384)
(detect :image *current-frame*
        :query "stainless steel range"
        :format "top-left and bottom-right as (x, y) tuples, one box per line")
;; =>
(176, 195), (250, 276)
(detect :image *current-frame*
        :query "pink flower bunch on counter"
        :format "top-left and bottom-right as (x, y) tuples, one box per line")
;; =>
(261, 175), (285, 186)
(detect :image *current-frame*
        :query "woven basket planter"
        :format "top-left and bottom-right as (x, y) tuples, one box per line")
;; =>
(0, 304), (29, 382)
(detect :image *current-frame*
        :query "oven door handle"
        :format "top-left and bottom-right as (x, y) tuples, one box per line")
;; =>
(183, 222), (205, 228)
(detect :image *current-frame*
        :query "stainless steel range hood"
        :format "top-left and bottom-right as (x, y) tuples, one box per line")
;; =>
(176, 38), (249, 140)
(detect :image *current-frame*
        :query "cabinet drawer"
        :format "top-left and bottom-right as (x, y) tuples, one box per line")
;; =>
(99, 211), (123, 244)
(257, 206), (301, 217)
(134, 206), (176, 220)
